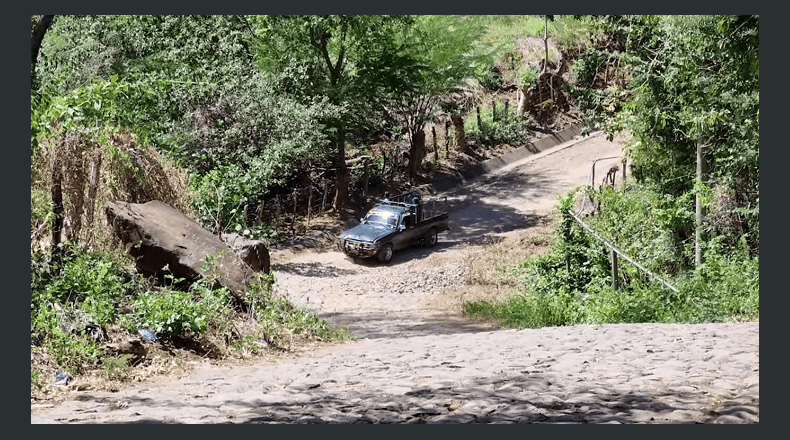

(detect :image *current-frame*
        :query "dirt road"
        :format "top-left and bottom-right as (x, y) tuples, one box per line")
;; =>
(30, 133), (759, 424)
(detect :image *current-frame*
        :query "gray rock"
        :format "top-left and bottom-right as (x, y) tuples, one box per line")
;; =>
(105, 200), (254, 304)
(221, 233), (271, 274)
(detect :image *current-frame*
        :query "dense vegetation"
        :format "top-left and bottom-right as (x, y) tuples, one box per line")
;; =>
(31, 15), (758, 391)
(465, 15), (759, 327)
(29, 14), (509, 392)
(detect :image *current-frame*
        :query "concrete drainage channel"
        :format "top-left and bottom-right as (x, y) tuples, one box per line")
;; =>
(431, 123), (585, 192)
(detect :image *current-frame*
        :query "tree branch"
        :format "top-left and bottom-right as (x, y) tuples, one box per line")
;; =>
(31, 15), (55, 74)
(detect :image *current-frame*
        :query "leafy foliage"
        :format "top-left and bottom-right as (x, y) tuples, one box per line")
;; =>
(466, 108), (532, 148)
(132, 285), (232, 338)
(31, 248), (137, 372)
(30, 244), (347, 376)
(616, 15), (759, 251)
(464, 183), (759, 328)
(35, 15), (337, 233)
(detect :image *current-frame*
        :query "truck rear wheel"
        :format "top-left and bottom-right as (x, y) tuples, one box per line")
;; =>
(424, 229), (438, 247)
(377, 244), (394, 262)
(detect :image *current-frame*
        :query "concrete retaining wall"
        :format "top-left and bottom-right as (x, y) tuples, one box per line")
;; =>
(431, 123), (584, 192)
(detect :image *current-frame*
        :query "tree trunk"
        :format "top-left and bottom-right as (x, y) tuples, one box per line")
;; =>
(450, 113), (467, 155)
(432, 126), (438, 162)
(31, 15), (55, 86)
(333, 127), (349, 210)
(543, 15), (549, 74)
(84, 149), (102, 231)
(516, 87), (528, 116)
(445, 121), (450, 156)
(408, 128), (426, 178)
(50, 157), (64, 261)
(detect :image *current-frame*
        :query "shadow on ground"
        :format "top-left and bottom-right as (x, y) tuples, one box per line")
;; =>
(82, 369), (755, 424)
(271, 261), (358, 277)
(440, 168), (563, 245)
(315, 311), (496, 340)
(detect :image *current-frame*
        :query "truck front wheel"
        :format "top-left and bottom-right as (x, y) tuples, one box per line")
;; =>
(377, 244), (394, 262)
(424, 229), (438, 247)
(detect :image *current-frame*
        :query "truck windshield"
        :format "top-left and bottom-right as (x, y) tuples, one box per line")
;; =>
(364, 212), (397, 228)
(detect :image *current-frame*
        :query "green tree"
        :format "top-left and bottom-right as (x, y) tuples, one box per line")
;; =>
(614, 15), (759, 252)
(33, 15), (340, 237)
(253, 15), (415, 209)
(31, 15), (55, 90)
(383, 15), (488, 178)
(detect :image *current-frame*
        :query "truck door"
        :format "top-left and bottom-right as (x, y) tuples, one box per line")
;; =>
(393, 213), (414, 250)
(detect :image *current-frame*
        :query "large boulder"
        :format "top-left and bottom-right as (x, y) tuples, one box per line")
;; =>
(105, 200), (254, 304)
(221, 233), (271, 274)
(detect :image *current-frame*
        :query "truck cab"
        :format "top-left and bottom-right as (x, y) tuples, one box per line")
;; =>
(338, 192), (449, 263)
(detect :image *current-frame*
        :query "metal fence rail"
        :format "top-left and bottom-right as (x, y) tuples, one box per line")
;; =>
(565, 209), (679, 293)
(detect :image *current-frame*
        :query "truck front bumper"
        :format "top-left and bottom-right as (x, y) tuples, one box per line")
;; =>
(338, 238), (380, 258)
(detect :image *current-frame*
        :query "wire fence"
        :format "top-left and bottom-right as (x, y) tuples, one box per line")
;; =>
(562, 155), (679, 293)
(564, 209), (679, 293)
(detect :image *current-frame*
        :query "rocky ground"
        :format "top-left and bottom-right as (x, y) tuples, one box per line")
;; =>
(31, 132), (759, 424)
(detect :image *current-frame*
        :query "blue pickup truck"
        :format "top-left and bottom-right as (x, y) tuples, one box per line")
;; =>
(338, 192), (450, 262)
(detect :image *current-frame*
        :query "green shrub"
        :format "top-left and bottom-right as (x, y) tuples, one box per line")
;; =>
(247, 274), (352, 343)
(464, 185), (758, 328)
(40, 323), (102, 374)
(569, 50), (613, 87)
(101, 354), (134, 379)
(31, 370), (43, 392)
(518, 66), (539, 88)
(466, 107), (531, 148)
(674, 236), (759, 321)
(189, 157), (283, 242)
(550, 16), (599, 54)
(132, 284), (232, 338)
(477, 67), (503, 92)
(32, 249), (143, 328)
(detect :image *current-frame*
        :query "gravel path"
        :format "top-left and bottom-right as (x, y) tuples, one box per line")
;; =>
(31, 133), (759, 424)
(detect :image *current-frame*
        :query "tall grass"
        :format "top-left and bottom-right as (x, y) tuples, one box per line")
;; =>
(479, 15), (546, 52)
(550, 16), (599, 54)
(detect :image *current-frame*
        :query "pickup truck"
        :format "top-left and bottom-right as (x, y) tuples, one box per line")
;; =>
(338, 192), (450, 262)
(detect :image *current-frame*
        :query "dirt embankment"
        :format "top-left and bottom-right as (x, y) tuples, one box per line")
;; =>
(31, 133), (759, 424)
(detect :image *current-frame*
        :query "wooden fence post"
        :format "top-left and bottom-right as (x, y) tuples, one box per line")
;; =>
(591, 161), (596, 189)
(621, 158), (627, 186)
(476, 106), (482, 132)
(445, 121), (450, 156)
(432, 126), (438, 162)
(322, 182), (329, 212)
(307, 186), (313, 227)
(491, 100), (496, 121)
(292, 189), (298, 225)
(363, 158), (369, 197)
(504, 100), (509, 120)
(611, 248), (619, 291)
